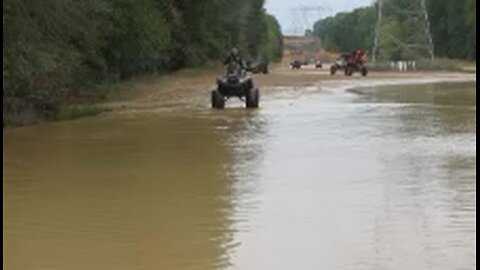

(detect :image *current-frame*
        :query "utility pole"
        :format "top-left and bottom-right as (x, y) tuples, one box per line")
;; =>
(372, 0), (435, 63)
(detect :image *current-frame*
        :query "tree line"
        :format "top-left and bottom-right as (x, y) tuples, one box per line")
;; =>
(3, 0), (283, 125)
(313, 0), (476, 61)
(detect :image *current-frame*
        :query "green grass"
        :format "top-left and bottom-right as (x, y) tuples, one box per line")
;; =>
(92, 65), (222, 102)
(369, 58), (472, 72)
(415, 59), (464, 71)
(54, 105), (108, 122)
(174, 64), (221, 76)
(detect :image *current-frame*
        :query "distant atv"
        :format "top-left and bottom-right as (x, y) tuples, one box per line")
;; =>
(330, 53), (368, 76)
(315, 60), (323, 69)
(330, 54), (348, 75)
(344, 53), (368, 76)
(290, 60), (302, 69)
(211, 61), (259, 109)
(246, 61), (269, 74)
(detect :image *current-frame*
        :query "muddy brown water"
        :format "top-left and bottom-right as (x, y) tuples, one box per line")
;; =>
(4, 82), (476, 269)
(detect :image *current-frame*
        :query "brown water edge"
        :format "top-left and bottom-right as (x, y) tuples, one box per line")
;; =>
(97, 65), (476, 113)
(3, 109), (265, 270)
(3, 81), (476, 270)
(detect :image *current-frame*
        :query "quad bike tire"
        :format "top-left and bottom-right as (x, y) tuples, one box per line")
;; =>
(345, 65), (354, 76)
(330, 65), (337, 75)
(361, 67), (368, 76)
(246, 88), (260, 108)
(211, 90), (225, 109)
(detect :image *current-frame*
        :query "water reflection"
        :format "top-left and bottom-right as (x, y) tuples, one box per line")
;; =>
(352, 82), (476, 269)
(4, 110), (264, 270)
(227, 82), (476, 269)
(4, 82), (476, 270)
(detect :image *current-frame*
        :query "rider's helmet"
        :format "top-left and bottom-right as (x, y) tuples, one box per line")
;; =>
(355, 49), (364, 59)
(231, 47), (239, 56)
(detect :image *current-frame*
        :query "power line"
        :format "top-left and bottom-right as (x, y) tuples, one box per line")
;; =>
(289, 5), (332, 36)
(372, 0), (435, 62)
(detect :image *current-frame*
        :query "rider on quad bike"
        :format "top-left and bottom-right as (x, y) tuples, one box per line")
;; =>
(211, 47), (259, 109)
(353, 49), (367, 66)
(223, 48), (246, 76)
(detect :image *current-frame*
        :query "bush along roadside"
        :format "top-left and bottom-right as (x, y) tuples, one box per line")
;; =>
(3, 0), (283, 126)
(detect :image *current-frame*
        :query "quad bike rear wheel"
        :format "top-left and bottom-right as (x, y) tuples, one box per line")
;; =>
(246, 88), (259, 108)
(345, 65), (354, 76)
(361, 67), (368, 76)
(211, 90), (225, 109)
(330, 65), (337, 75)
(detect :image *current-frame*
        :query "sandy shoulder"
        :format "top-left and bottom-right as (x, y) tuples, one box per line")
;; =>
(99, 64), (476, 111)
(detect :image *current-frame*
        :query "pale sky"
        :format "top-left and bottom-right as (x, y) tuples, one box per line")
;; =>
(265, 0), (374, 35)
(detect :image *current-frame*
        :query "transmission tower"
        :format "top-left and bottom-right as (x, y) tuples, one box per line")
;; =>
(289, 5), (331, 36)
(289, 9), (304, 35)
(372, 0), (435, 63)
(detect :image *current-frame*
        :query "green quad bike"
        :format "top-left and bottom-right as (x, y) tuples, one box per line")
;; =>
(246, 61), (269, 74)
(211, 61), (260, 109)
(290, 60), (302, 69)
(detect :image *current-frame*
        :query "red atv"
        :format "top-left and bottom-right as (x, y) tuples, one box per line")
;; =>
(330, 50), (368, 76)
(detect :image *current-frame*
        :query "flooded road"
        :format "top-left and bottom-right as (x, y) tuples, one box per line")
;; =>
(4, 82), (476, 269)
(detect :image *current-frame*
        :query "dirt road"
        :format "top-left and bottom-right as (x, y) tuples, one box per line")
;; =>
(99, 64), (476, 111)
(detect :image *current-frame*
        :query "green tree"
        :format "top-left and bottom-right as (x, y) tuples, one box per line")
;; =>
(3, 0), (284, 125)
(313, 0), (476, 60)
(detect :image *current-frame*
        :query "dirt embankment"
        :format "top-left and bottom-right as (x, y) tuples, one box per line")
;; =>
(98, 63), (475, 112)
